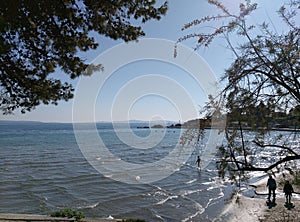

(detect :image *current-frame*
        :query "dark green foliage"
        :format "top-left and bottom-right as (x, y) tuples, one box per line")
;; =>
(50, 208), (85, 220)
(0, 0), (168, 114)
(226, 102), (300, 130)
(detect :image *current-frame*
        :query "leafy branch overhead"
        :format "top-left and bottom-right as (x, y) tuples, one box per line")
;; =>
(179, 0), (299, 108)
(180, 0), (300, 179)
(0, 0), (168, 114)
(178, 0), (257, 48)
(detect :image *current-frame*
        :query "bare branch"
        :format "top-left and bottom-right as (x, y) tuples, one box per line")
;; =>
(237, 155), (300, 172)
(253, 140), (299, 156)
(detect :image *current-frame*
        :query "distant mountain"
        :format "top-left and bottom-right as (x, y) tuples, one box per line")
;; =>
(107, 120), (178, 125)
(0, 120), (44, 125)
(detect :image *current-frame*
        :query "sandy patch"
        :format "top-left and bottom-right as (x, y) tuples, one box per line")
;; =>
(215, 173), (300, 222)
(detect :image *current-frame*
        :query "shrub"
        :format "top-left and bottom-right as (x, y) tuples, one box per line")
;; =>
(50, 208), (85, 220)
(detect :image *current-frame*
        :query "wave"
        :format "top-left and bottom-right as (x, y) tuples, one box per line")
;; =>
(181, 202), (205, 222)
(179, 189), (203, 196)
(204, 189), (225, 210)
(106, 215), (114, 219)
(156, 195), (179, 205)
(77, 202), (100, 209)
(185, 179), (197, 184)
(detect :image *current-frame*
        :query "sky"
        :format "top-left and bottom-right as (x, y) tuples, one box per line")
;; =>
(0, 0), (287, 123)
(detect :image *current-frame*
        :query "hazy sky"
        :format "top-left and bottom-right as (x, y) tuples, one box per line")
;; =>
(0, 0), (286, 123)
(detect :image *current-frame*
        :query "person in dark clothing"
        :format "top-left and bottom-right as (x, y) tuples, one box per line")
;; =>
(196, 156), (201, 169)
(266, 175), (276, 202)
(283, 180), (294, 204)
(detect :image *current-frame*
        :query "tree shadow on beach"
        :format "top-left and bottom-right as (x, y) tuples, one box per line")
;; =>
(266, 200), (277, 209)
(284, 202), (295, 210)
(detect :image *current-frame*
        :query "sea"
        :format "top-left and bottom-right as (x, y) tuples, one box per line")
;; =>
(2, 121), (297, 221)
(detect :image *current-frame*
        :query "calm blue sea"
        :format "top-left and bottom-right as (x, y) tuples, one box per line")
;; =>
(0, 121), (235, 221)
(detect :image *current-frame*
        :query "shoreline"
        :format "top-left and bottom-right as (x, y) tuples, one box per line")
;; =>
(215, 173), (300, 222)
(215, 194), (300, 222)
(0, 213), (121, 222)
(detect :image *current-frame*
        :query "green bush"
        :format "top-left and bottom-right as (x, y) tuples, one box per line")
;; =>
(50, 208), (85, 220)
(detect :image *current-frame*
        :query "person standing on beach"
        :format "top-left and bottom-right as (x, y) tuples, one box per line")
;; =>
(283, 180), (294, 204)
(196, 156), (201, 169)
(266, 175), (277, 202)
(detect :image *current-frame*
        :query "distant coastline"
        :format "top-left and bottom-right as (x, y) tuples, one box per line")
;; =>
(136, 118), (300, 131)
(0, 120), (43, 124)
(1, 119), (299, 132)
